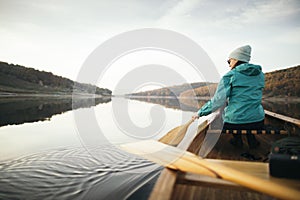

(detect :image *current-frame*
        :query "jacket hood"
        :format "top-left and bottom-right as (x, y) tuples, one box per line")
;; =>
(235, 63), (262, 76)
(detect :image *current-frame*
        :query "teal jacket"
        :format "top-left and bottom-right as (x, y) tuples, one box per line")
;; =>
(197, 63), (265, 124)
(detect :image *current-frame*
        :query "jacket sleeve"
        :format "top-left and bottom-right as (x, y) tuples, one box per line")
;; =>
(197, 73), (233, 117)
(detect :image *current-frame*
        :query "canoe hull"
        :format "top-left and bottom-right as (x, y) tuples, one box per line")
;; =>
(148, 110), (300, 200)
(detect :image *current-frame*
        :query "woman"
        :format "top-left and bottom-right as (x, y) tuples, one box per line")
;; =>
(192, 45), (265, 148)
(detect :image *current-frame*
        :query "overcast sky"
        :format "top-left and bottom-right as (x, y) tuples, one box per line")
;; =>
(0, 0), (299, 90)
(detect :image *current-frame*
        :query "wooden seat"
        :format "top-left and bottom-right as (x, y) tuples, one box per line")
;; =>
(208, 129), (288, 135)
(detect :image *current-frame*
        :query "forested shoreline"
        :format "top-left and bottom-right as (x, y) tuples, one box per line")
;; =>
(0, 61), (111, 96)
(130, 65), (300, 99)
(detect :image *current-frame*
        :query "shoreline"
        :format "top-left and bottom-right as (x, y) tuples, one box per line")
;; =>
(0, 92), (111, 99)
(0, 93), (299, 102)
(129, 95), (300, 102)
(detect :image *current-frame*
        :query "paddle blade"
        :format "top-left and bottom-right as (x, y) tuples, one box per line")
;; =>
(159, 119), (194, 146)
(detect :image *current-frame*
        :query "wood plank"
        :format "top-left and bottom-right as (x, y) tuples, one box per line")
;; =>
(148, 169), (177, 200)
(177, 172), (243, 190)
(206, 159), (300, 190)
(171, 184), (271, 200)
(177, 159), (300, 191)
(120, 140), (300, 200)
(265, 109), (300, 127)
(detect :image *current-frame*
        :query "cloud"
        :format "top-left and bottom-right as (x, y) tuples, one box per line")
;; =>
(162, 0), (200, 17)
(157, 0), (202, 27)
(157, 0), (300, 30)
(236, 0), (300, 27)
(0, 0), (299, 83)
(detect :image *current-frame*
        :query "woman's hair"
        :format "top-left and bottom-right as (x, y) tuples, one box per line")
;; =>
(234, 60), (247, 67)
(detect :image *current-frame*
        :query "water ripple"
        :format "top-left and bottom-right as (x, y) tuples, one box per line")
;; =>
(0, 146), (160, 200)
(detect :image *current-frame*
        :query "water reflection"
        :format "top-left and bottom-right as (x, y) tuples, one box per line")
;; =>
(0, 95), (299, 199)
(3, 96), (297, 130)
(263, 99), (300, 119)
(128, 96), (207, 112)
(0, 96), (173, 200)
(0, 96), (111, 127)
(129, 96), (300, 119)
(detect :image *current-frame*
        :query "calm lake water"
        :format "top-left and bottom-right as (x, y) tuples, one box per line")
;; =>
(0, 96), (194, 200)
(0, 96), (299, 199)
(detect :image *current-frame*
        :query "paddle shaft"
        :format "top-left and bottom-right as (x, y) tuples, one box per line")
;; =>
(121, 140), (300, 200)
(175, 151), (300, 200)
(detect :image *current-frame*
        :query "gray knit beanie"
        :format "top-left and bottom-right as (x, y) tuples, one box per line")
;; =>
(229, 45), (251, 62)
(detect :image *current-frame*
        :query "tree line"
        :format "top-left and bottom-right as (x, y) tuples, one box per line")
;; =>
(0, 61), (111, 95)
(129, 65), (300, 98)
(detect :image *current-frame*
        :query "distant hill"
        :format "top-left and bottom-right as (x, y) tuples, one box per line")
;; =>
(129, 65), (300, 99)
(179, 83), (218, 99)
(264, 65), (300, 97)
(129, 82), (215, 97)
(0, 61), (111, 96)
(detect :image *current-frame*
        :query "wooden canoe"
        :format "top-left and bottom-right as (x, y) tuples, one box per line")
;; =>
(122, 140), (300, 200)
(135, 110), (300, 200)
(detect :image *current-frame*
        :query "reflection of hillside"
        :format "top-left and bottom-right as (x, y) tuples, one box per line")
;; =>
(262, 100), (300, 119)
(129, 96), (206, 112)
(0, 96), (111, 127)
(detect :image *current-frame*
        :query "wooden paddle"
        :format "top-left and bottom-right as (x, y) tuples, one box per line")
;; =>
(120, 140), (300, 200)
(158, 119), (194, 146)
(159, 111), (220, 148)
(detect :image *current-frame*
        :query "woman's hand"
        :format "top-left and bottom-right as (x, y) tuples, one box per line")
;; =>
(192, 115), (199, 121)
